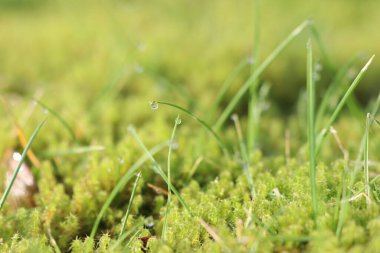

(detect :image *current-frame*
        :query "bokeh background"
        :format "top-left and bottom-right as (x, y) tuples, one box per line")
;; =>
(1, 0), (379, 116)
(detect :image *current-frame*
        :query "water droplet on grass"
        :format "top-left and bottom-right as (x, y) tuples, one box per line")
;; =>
(175, 117), (182, 125)
(149, 101), (159, 110)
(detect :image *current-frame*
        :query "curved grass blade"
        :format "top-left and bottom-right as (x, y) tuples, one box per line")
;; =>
(214, 20), (311, 130)
(153, 100), (230, 158)
(33, 99), (76, 140)
(316, 55), (375, 154)
(119, 172), (142, 238)
(0, 118), (47, 210)
(128, 126), (192, 216)
(211, 59), (249, 116)
(90, 142), (168, 239)
(162, 116), (181, 240)
(315, 54), (361, 129)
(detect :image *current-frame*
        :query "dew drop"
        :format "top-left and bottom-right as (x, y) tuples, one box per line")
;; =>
(43, 109), (49, 114)
(149, 101), (159, 110)
(175, 117), (182, 125)
(118, 157), (125, 165)
(12, 152), (22, 162)
(246, 57), (254, 65)
(134, 65), (144, 74)
(170, 141), (179, 150)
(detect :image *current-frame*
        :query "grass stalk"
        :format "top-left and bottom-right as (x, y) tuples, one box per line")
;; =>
(33, 99), (76, 141)
(90, 142), (168, 238)
(247, 0), (261, 152)
(211, 59), (248, 118)
(152, 100), (230, 158)
(316, 55), (375, 154)
(307, 39), (318, 220)
(162, 115), (181, 240)
(364, 113), (371, 205)
(119, 172), (142, 238)
(111, 220), (144, 251)
(0, 118), (47, 210)
(214, 20), (310, 130)
(231, 114), (256, 199)
(128, 126), (192, 215)
(315, 54), (361, 129)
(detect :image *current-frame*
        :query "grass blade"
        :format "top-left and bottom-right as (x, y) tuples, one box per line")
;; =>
(119, 172), (142, 238)
(162, 115), (181, 240)
(316, 55), (375, 153)
(90, 142), (168, 238)
(247, 0), (261, 152)
(214, 20), (310, 130)
(211, 59), (249, 117)
(364, 113), (371, 205)
(231, 114), (256, 199)
(307, 39), (318, 220)
(0, 118), (47, 210)
(111, 220), (144, 251)
(315, 54), (361, 129)
(128, 126), (192, 215)
(33, 99), (76, 141)
(42, 145), (105, 158)
(152, 100), (230, 158)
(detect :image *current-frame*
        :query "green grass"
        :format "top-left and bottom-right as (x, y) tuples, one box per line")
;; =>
(0, 118), (47, 210)
(307, 39), (318, 221)
(1, 1), (380, 252)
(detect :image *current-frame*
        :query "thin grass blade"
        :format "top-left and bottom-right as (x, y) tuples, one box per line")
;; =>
(307, 39), (318, 220)
(119, 172), (142, 238)
(316, 55), (375, 153)
(214, 20), (310, 130)
(90, 142), (168, 238)
(153, 100), (230, 158)
(128, 126), (193, 215)
(162, 115), (181, 240)
(0, 118), (47, 210)
(33, 99), (76, 140)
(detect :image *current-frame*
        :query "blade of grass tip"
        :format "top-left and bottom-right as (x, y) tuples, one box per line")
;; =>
(112, 220), (144, 251)
(351, 93), (380, 184)
(364, 113), (371, 205)
(316, 55), (375, 154)
(128, 126), (193, 216)
(151, 100), (230, 158)
(247, 0), (261, 152)
(0, 118), (47, 210)
(33, 99), (76, 141)
(336, 93), (380, 238)
(211, 59), (249, 117)
(90, 141), (168, 239)
(307, 39), (318, 220)
(119, 172), (142, 238)
(231, 114), (256, 199)
(42, 145), (105, 158)
(309, 23), (335, 72)
(145, 69), (195, 107)
(315, 54), (361, 129)
(214, 20), (310, 130)
(0, 96), (41, 167)
(162, 115), (181, 240)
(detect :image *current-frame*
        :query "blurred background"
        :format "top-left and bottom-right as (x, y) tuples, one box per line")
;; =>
(0, 0), (379, 116)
